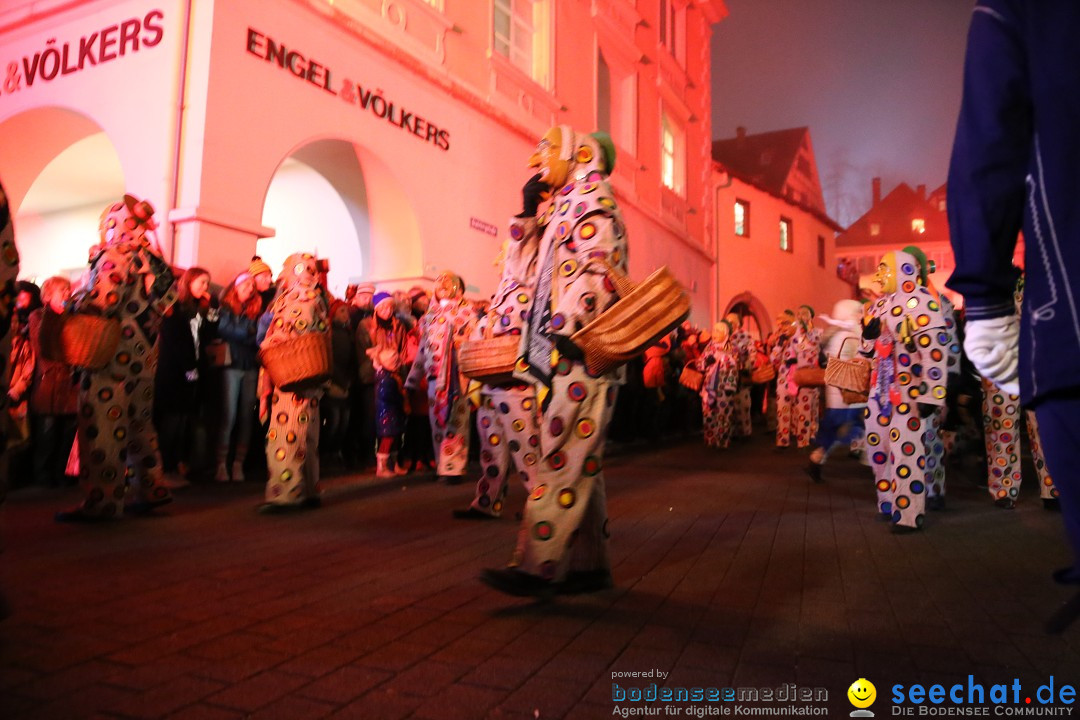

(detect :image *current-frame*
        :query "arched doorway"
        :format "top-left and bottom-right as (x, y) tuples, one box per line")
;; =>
(0, 109), (124, 283)
(259, 139), (370, 298)
(723, 292), (771, 341)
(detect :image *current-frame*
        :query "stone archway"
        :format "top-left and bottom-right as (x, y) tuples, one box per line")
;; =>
(258, 137), (422, 296)
(0, 108), (124, 282)
(723, 291), (771, 340)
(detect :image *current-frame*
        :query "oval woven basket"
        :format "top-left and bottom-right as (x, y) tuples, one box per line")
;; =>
(570, 264), (691, 376)
(679, 364), (704, 392)
(824, 337), (872, 393)
(259, 331), (332, 392)
(459, 334), (520, 385)
(40, 311), (121, 370)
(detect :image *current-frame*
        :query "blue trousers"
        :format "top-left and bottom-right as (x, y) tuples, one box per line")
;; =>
(1033, 395), (1080, 569)
(813, 407), (863, 459)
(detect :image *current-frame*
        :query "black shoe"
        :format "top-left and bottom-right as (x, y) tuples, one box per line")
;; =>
(125, 497), (173, 516)
(55, 507), (114, 523)
(927, 496), (946, 511)
(1052, 567), (1080, 586)
(440, 475), (464, 485)
(994, 497), (1016, 510)
(257, 502), (305, 515)
(1044, 498), (1061, 512)
(479, 568), (555, 600)
(891, 523), (921, 535)
(452, 507), (497, 520)
(773, 445), (790, 453)
(557, 569), (614, 595)
(804, 462), (823, 484)
(300, 496), (322, 510)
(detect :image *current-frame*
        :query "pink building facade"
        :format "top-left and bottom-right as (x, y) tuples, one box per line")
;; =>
(711, 127), (851, 339)
(0, 0), (725, 316)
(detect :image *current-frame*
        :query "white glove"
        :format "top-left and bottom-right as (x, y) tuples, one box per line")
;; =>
(964, 314), (1019, 395)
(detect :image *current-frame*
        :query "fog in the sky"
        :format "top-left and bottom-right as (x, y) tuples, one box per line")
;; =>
(711, 0), (974, 226)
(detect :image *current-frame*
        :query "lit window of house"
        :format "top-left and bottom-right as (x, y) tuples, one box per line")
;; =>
(912, 218), (926, 234)
(870, 223), (881, 236)
(734, 199), (750, 237)
(661, 113), (685, 196)
(780, 217), (793, 252)
(493, 0), (551, 87)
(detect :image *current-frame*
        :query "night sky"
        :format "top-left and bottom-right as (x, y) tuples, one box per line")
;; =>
(710, 0), (975, 226)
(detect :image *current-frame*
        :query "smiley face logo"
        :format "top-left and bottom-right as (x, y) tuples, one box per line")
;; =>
(848, 678), (876, 709)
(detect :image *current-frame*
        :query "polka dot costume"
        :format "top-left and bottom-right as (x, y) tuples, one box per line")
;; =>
(470, 386), (540, 516)
(981, 377), (1058, 503)
(0, 180), (19, 441)
(511, 129), (626, 583)
(697, 340), (738, 448)
(466, 215), (541, 516)
(66, 197), (177, 518)
(864, 250), (949, 530)
(260, 253), (328, 507)
(513, 364), (616, 580)
(730, 329), (755, 438)
(405, 294), (475, 478)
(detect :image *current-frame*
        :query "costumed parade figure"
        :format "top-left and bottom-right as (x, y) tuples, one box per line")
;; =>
(785, 305), (823, 449)
(455, 184), (543, 519)
(405, 271), (474, 482)
(769, 310), (797, 446)
(862, 250), (949, 531)
(726, 312), (755, 439)
(979, 276), (1057, 508)
(903, 246), (960, 510)
(0, 178), (19, 617)
(257, 253), (328, 513)
(481, 126), (626, 597)
(56, 195), (177, 522)
(697, 320), (738, 449)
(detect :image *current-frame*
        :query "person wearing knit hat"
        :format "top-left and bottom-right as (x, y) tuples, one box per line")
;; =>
(249, 256), (274, 306)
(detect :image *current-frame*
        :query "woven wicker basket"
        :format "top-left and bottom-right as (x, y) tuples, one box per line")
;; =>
(824, 337), (872, 397)
(793, 366), (826, 387)
(679, 364), (704, 392)
(39, 311), (121, 370)
(259, 331), (332, 392)
(751, 362), (776, 384)
(459, 334), (520, 385)
(570, 261), (691, 376)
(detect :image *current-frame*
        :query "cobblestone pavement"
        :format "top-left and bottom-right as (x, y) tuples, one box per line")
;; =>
(1, 432), (1078, 719)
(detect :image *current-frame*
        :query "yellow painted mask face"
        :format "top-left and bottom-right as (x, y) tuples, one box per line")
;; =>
(434, 271), (463, 301)
(527, 127), (570, 190)
(713, 321), (730, 344)
(875, 252), (898, 294)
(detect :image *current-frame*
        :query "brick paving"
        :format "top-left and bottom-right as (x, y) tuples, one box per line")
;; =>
(1, 432), (1078, 719)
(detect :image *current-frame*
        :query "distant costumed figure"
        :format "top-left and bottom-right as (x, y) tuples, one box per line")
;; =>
(862, 250), (949, 531)
(405, 271), (475, 482)
(697, 320), (738, 449)
(456, 179), (544, 519)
